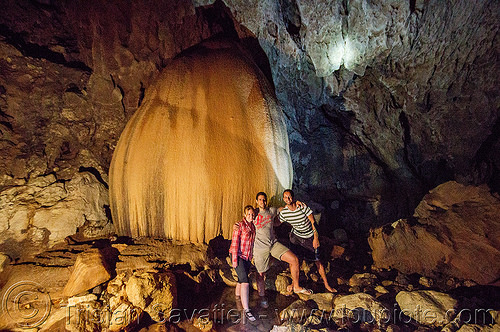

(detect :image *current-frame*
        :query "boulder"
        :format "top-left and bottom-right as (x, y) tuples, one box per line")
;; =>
(331, 245), (346, 259)
(108, 302), (143, 332)
(0, 253), (10, 273)
(332, 293), (391, 326)
(126, 271), (177, 322)
(456, 324), (500, 332)
(369, 182), (500, 285)
(395, 290), (458, 327)
(280, 300), (310, 323)
(349, 273), (378, 287)
(304, 293), (334, 312)
(63, 249), (113, 297)
(0, 172), (113, 258)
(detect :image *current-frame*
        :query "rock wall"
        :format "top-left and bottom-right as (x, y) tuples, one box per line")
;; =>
(216, 0), (500, 229)
(368, 181), (500, 285)
(0, 0), (499, 245)
(0, 0), (235, 247)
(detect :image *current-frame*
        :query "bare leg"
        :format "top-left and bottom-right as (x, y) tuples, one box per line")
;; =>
(315, 261), (336, 292)
(235, 282), (241, 297)
(240, 283), (250, 310)
(280, 250), (305, 292)
(256, 272), (266, 297)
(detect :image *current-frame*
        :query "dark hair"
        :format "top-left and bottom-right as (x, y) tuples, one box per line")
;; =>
(256, 192), (267, 200)
(283, 189), (294, 199)
(243, 205), (254, 214)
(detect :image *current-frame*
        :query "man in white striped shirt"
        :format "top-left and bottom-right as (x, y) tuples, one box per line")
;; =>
(279, 189), (336, 293)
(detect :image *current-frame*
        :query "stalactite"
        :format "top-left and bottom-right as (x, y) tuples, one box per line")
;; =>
(109, 41), (292, 243)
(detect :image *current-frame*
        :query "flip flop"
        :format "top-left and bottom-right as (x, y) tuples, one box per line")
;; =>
(244, 309), (256, 322)
(294, 288), (313, 295)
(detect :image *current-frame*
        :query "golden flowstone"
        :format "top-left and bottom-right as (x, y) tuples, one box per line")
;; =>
(109, 43), (292, 243)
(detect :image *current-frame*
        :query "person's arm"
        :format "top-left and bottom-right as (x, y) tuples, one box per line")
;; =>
(307, 213), (320, 249)
(229, 224), (241, 268)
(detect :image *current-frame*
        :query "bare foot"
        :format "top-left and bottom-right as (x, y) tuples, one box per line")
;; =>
(293, 287), (313, 295)
(325, 285), (337, 293)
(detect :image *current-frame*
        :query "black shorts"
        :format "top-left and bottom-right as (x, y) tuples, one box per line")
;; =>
(289, 232), (320, 262)
(231, 254), (251, 284)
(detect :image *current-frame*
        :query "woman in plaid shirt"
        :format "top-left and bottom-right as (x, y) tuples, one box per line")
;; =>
(229, 205), (257, 322)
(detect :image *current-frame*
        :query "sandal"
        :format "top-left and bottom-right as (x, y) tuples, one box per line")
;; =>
(294, 288), (313, 295)
(244, 309), (256, 322)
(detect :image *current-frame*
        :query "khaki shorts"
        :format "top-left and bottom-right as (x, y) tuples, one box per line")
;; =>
(253, 241), (289, 273)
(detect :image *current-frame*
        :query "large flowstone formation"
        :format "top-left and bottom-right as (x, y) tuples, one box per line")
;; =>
(109, 42), (292, 242)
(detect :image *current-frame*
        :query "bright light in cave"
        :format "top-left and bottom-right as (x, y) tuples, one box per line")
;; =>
(327, 39), (345, 71)
(342, 36), (357, 71)
(327, 36), (360, 73)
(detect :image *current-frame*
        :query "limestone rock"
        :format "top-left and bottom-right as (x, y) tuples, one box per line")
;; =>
(331, 245), (345, 259)
(332, 293), (391, 326)
(456, 324), (500, 332)
(108, 302), (143, 332)
(305, 293), (334, 312)
(65, 299), (102, 332)
(369, 182), (500, 285)
(0, 172), (112, 258)
(280, 300), (310, 323)
(67, 294), (98, 307)
(109, 41), (292, 243)
(125, 271), (177, 322)
(395, 290), (458, 327)
(0, 253), (10, 273)
(63, 249), (113, 297)
(375, 286), (389, 295)
(349, 273), (378, 287)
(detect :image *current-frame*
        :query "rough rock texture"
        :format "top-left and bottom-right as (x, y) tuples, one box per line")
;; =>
(369, 181), (500, 285)
(125, 271), (177, 322)
(0, 0), (499, 242)
(217, 0), (500, 230)
(396, 290), (458, 327)
(63, 249), (113, 297)
(332, 292), (391, 326)
(0, 171), (112, 258)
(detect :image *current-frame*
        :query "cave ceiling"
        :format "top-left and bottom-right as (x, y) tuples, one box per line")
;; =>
(0, 0), (499, 235)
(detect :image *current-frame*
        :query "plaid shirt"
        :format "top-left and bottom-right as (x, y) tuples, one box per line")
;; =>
(229, 219), (256, 267)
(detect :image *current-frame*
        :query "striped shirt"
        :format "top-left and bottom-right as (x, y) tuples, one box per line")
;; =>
(229, 219), (256, 267)
(279, 205), (314, 238)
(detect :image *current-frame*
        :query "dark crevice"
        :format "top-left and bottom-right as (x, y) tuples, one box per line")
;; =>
(65, 83), (84, 95)
(110, 74), (126, 116)
(399, 111), (420, 181)
(138, 82), (145, 107)
(319, 99), (396, 181)
(79, 166), (109, 189)
(0, 121), (13, 131)
(475, 116), (500, 164)
(279, 0), (303, 49)
(0, 24), (92, 72)
(409, 0), (416, 13)
(475, 116), (500, 193)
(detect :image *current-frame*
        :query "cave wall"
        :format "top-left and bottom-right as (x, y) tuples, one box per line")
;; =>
(216, 0), (500, 228)
(0, 0), (499, 250)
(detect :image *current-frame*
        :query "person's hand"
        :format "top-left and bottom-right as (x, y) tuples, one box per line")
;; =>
(296, 200), (306, 208)
(313, 237), (320, 249)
